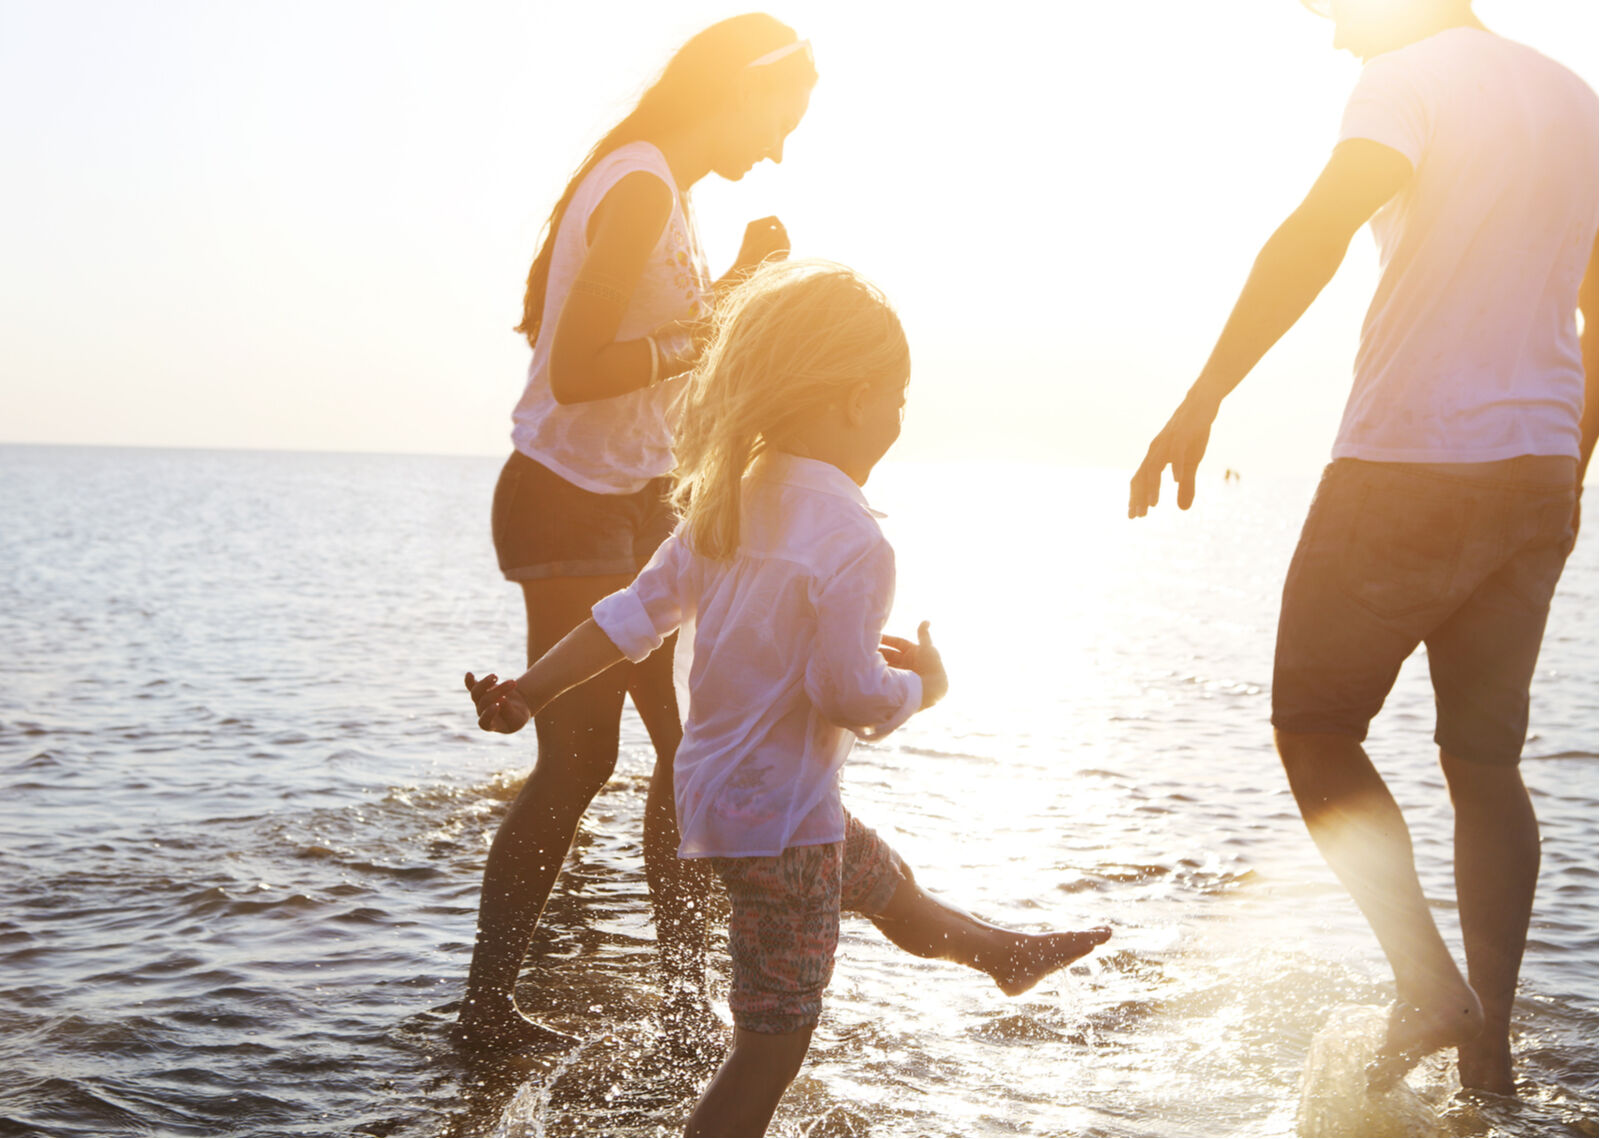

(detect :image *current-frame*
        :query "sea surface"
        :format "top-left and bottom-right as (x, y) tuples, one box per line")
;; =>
(0, 444), (1594, 1138)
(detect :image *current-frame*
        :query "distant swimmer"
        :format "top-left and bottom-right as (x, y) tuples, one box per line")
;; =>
(1129, 0), (1595, 1097)
(469, 262), (1111, 1137)
(457, 14), (819, 1054)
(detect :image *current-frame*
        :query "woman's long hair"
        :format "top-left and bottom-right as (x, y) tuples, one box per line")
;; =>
(515, 13), (810, 348)
(671, 260), (909, 560)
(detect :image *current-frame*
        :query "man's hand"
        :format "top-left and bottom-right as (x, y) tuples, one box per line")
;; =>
(734, 215), (790, 272)
(1125, 138), (1410, 522)
(464, 671), (531, 734)
(880, 620), (948, 709)
(1128, 390), (1222, 518)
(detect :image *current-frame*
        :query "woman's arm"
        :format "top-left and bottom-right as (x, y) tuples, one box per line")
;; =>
(546, 171), (675, 405)
(712, 216), (790, 292)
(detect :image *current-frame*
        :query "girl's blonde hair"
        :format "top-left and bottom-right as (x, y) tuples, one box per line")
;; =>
(671, 259), (909, 560)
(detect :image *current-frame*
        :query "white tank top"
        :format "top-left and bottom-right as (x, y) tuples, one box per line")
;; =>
(511, 141), (711, 494)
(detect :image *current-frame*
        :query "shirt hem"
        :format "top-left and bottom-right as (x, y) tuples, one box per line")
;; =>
(1331, 441), (1582, 465)
(510, 438), (662, 497)
(679, 832), (847, 860)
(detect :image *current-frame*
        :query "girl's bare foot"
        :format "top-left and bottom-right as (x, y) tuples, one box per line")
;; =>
(1365, 991), (1485, 1090)
(451, 998), (578, 1053)
(982, 926), (1112, 997)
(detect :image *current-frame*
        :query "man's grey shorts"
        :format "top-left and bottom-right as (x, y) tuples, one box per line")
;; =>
(1272, 456), (1577, 766)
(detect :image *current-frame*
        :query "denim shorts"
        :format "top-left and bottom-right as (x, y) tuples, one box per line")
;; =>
(709, 813), (906, 1035)
(490, 451), (676, 581)
(1272, 456), (1577, 765)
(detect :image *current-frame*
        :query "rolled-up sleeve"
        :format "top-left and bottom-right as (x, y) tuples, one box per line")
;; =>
(804, 537), (922, 740)
(592, 531), (689, 663)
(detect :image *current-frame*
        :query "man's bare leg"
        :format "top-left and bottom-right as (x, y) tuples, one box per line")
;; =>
(1276, 730), (1483, 1079)
(869, 869), (1111, 996)
(1440, 750), (1539, 1095)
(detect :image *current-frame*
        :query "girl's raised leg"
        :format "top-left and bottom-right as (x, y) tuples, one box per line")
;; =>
(870, 866), (1111, 996)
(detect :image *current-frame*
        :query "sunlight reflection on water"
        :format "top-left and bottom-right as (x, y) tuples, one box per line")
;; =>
(0, 448), (1593, 1137)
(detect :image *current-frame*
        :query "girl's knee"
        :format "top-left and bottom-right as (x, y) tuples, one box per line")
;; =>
(731, 1025), (813, 1082)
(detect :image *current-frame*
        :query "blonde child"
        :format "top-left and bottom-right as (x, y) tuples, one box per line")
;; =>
(466, 261), (1110, 1136)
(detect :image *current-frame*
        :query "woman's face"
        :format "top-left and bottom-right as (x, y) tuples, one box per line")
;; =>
(714, 74), (814, 181)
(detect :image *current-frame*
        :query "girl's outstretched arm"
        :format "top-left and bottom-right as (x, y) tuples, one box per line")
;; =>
(465, 619), (625, 734)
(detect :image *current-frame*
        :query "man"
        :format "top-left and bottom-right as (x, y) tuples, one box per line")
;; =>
(1128, 0), (1597, 1095)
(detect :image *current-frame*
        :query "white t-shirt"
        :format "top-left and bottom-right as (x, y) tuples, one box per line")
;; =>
(511, 141), (712, 494)
(591, 453), (922, 859)
(1333, 28), (1598, 464)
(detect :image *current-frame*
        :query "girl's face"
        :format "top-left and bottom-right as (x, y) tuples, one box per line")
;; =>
(854, 376), (908, 471)
(713, 74), (813, 181)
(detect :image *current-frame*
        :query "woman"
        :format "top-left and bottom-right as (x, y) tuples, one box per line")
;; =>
(457, 14), (819, 1051)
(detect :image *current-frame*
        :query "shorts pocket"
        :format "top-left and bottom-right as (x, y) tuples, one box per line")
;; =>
(1338, 479), (1467, 620)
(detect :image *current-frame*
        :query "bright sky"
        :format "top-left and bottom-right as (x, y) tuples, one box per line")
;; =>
(2, 1), (1595, 473)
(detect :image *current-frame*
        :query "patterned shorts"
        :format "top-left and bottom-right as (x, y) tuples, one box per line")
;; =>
(709, 813), (906, 1035)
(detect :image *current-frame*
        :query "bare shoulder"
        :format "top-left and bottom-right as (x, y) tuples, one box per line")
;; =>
(587, 170), (674, 251)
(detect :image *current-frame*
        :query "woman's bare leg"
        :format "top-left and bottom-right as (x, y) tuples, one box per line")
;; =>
(626, 639), (714, 1007)
(454, 574), (633, 1050)
(869, 866), (1111, 996)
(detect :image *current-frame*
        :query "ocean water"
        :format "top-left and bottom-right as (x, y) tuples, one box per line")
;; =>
(0, 444), (1593, 1138)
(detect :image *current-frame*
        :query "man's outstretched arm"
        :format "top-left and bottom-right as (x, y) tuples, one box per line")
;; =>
(1128, 139), (1412, 518)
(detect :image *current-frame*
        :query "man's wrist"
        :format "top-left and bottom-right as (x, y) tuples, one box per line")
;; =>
(1187, 374), (1230, 412)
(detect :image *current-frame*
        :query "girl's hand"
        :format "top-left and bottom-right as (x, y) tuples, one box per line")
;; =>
(734, 215), (790, 272)
(464, 671), (531, 734)
(879, 621), (948, 709)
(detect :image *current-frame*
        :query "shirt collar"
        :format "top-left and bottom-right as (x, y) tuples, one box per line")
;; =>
(755, 451), (886, 518)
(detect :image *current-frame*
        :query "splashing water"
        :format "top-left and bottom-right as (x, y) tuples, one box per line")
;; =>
(1298, 1006), (1447, 1138)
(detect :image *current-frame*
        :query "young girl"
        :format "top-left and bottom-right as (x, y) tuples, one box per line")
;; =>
(467, 261), (1111, 1136)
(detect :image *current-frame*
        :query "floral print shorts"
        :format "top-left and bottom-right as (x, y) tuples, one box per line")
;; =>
(709, 812), (905, 1034)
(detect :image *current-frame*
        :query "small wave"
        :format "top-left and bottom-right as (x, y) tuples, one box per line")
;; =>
(968, 1010), (1071, 1043)
(894, 745), (988, 762)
